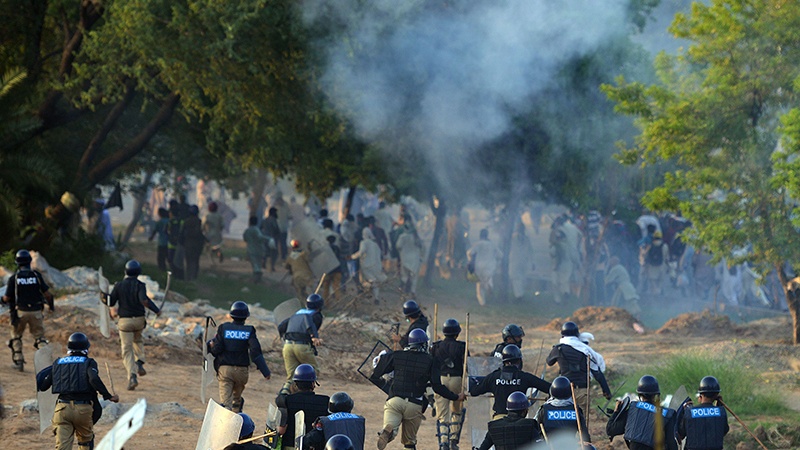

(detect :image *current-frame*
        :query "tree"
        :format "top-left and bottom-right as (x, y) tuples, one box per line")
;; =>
(603, 0), (800, 344)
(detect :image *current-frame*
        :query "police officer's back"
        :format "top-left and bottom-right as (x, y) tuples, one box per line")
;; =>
(677, 376), (729, 450)
(470, 345), (550, 417)
(302, 392), (365, 450)
(477, 392), (540, 450)
(534, 376), (590, 443)
(491, 324), (524, 358)
(277, 364), (330, 450)
(606, 375), (678, 450)
(36, 332), (119, 450)
(546, 322), (611, 404)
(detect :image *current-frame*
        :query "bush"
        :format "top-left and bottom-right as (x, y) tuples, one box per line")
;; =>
(0, 250), (15, 269)
(42, 229), (122, 272)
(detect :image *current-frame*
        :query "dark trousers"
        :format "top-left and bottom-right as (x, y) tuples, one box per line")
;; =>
(157, 245), (168, 271)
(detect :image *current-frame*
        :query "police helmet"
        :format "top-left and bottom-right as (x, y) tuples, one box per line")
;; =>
(501, 324), (525, 341)
(506, 391), (529, 411)
(229, 301), (250, 319)
(402, 300), (421, 317)
(67, 332), (90, 351)
(550, 376), (572, 400)
(636, 375), (660, 396)
(306, 293), (324, 310)
(407, 328), (428, 348)
(325, 435), (355, 450)
(328, 392), (354, 413)
(125, 259), (142, 277)
(238, 413), (255, 439)
(15, 249), (32, 266)
(442, 318), (461, 336)
(698, 376), (721, 395)
(501, 344), (522, 363)
(293, 364), (317, 382)
(561, 321), (580, 337)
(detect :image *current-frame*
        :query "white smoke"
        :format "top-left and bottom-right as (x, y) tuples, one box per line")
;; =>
(302, 0), (631, 190)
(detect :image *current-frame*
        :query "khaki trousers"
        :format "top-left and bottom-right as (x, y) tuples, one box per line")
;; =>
(282, 342), (318, 383)
(320, 271), (343, 303)
(11, 310), (45, 353)
(434, 375), (464, 442)
(572, 387), (588, 411)
(54, 401), (94, 450)
(383, 396), (424, 447)
(118, 316), (146, 379)
(218, 365), (249, 411)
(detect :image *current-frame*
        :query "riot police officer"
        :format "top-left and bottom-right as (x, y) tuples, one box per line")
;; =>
(107, 259), (161, 390)
(534, 376), (590, 443)
(279, 294), (324, 393)
(208, 301), (271, 412)
(276, 364), (330, 450)
(491, 324), (524, 358)
(606, 375), (679, 450)
(546, 321), (611, 407)
(470, 344), (550, 418)
(476, 391), (540, 450)
(302, 392), (366, 450)
(393, 300), (429, 349)
(677, 376), (729, 450)
(36, 332), (119, 450)
(371, 328), (465, 450)
(430, 318), (467, 450)
(2, 249), (54, 371)
(224, 413), (269, 450)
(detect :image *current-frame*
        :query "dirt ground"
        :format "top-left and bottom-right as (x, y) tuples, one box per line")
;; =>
(2, 232), (800, 450)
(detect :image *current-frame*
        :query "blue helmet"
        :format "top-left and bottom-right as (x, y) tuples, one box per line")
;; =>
(501, 344), (522, 363)
(125, 259), (142, 277)
(306, 294), (324, 310)
(293, 364), (317, 382)
(230, 301), (250, 319)
(550, 376), (571, 400)
(442, 318), (461, 336)
(402, 300), (421, 317)
(326, 435), (354, 450)
(238, 413), (255, 439)
(407, 328), (428, 348)
(15, 249), (31, 266)
(506, 391), (529, 411)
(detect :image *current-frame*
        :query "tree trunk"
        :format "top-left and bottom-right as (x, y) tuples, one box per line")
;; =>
(778, 265), (800, 345)
(423, 196), (447, 287)
(119, 171), (153, 248)
(249, 169), (268, 219)
(342, 185), (357, 221)
(496, 200), (521, 303)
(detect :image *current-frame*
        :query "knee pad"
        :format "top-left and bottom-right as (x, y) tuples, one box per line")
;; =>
(34, 337), (49, 349)
(77, 439), (94, 450)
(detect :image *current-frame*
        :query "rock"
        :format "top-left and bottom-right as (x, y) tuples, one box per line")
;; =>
(137, 274), (161, 299)
(0, 266), (11, 285)
(31, 251), (78, 290)
(59, 291), (103, 310)
(19, 398), (38, 413)
(62, 266), (100, 289)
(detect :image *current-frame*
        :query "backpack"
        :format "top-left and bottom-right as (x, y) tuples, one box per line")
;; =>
(646, 242), (664, 266)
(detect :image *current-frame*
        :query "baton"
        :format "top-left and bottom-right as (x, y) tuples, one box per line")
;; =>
(570, 383), (586, 447)
(314, 273), (326, 295)
(237, 430), (277, 444)
(149, 271), (172, 328)
(718, 399), (769, 450)
(432, 303), (438, 343)
(105, 362), (116, 396)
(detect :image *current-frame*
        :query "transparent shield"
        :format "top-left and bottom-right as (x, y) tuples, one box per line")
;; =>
(201, 321), (218, 404)
(98, 267), (111, 338)
(273, 298), (303, 327)
(195, 399), (244, 450)
(96, 398), (147, 450)
(294, 410), (306, 449)
(35, 342), (61, 434)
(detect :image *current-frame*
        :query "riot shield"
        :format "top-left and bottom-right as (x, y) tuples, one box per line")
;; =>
(201, 318), (218, 404)
(669, 385), (689, 411)
(35, 342), (61, 434)
(96, 398), (147, 450)
(466, 356), (501, 391)
(468, 396), (492, 448)
(294, 410), (306, 450)
(265, 403), (282, 449)
(98, 267), (111, 338)
(272, 298), (302, 329)
(290, 219), (339, 277)
(356, 341), (392, 394)
(195, 399), (244, 450)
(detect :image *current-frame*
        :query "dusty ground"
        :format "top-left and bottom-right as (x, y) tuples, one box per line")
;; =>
(1, 231), (799, 450)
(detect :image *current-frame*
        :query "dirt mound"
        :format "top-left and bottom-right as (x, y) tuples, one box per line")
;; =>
(543, 306), (640, 333)
(656, 310), (737, 336)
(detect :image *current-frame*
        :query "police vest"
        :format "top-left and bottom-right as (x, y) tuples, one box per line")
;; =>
(487, 415), (539, 450)
(390, 350), (435, 400)
(282, 393), (330, 450)
(541, 403), (579, 435)
(285, 309), (319, 342)
(217, 322), (256, 367)
(624, 401), (675, 448)
(554, 344), (588, 387)
(684, 405), (727, 449)
(430, 337), (465, 376)
(52, 355), (91, 395)
(321, 413), (366, 450)
(13, 269), (45, 311)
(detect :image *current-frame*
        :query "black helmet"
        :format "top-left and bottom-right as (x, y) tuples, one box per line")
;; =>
(637, 375), (660, 396)
(402, 300), (421, 317)
(293, 364), (317, 382)
(502, 324), (525, 341)
(561, 321), (580, 337)
(67, 332), (90, 351)
(325, 435), (354, 450)
(306, 294), (324, 310)
(698, 376), (721, 395)
(506, 391), (529, 411)
(328, 392), (354, 413)
(501, 344), (522, 363)
(125, 260), (142, 277)
(230, 301), (250, 319)
(550, 376), (571, 399)
(15, 249), (32, 266)
(407, 328), (428, 348)
(442, 318), (461, 336)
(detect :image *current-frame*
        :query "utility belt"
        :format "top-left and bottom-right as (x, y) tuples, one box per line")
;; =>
(58, 399), (92, 405)
(16, 304), (43, 312)
(395, 396), (425, 406)
(285, 339), (311, 345)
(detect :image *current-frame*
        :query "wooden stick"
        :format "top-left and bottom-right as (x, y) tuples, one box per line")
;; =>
(461, 313), (470, 393)
(570, 382), (585, 449)
(105, 362), (116, 396)
(237, 430), (277, 444)
(718, 399), (769, 450)
(539, 422), (553, 450)
(314, 272), (327, 295)
(432, 303), (438, 343)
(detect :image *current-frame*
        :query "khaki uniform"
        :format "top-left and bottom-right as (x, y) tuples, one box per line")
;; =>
(283, 342), (318, 383)
(218, 365), (249, 411)
(435, 375), (464, 443)
(54, 402), (94, 450)
(383, 397), (425, 447)
(286, 251), (314, 299)
(117, 316), (147, 379)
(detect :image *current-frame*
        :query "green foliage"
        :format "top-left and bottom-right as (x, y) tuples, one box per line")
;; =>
(41, 230), (119, 272)
(626, 352), (789, 416)
(0, 250), (15, 270)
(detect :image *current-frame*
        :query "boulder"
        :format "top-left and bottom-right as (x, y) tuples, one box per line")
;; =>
(19, 398), (38, 413)
(62, 266), (100, 290)
(31, 252), (78, 290)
